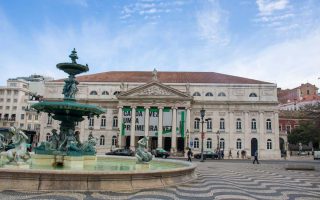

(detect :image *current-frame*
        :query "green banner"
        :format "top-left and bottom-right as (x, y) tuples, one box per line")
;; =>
(121, 122), (125, 136)
(150, 107), (159, 112)
(136, 107), (145, 112)
(123, 107), (132, 112)
(163, 107), (171, 112)
(180, 111), (185, 138)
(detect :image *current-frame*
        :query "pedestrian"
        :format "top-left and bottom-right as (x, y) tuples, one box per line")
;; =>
(253, 150), (259, 164)
(237, 151), (239, 158)
(187, 148), (193, 162)
(221, 149), (224, 159)
(228, 149), (233, 159)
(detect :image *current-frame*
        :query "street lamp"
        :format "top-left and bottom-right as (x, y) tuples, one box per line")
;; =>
(116, 128), (120, 148)
(186, 129), (189, 149)
(200, 108), (206, 162)
(216, 130), (220, 159)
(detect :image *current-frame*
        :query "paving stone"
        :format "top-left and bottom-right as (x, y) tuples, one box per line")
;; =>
(1, 160), (319, 200)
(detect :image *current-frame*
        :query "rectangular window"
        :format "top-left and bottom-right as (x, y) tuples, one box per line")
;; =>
(35, 115), (38, 120)
(0, 98), (3, 102)
(12, 106), (17, 110)
(7, 90), (11, 95)
(5, 106), (9, 110)
(21, 114), (25, 120)
(28, 114), (32, 120)
(6, 99), (10, 102)
(13, 99), (17, 103)
(20, 123), (24, 128)
(14, 90), (18, 95)
(89, 118), (94, 127)
(27, 124), (32, 130)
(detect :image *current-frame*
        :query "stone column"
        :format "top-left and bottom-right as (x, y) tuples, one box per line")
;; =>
(244, 111), (249, 152)
(171, 107), (177, 153)
(228, 111), (234, 151)
(259, 112), (264, 155)
(130, 106), (136, 150)
(274, 112), (280, 151)
(144, 106), (150, 137)
(117, 106), (123, 148)
(158, 107), (163, 148)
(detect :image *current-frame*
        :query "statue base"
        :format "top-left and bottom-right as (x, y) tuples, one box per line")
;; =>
(3, 162), (30, 169)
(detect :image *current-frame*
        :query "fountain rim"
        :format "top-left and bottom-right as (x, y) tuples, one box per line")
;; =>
(0, 156), (196, 175)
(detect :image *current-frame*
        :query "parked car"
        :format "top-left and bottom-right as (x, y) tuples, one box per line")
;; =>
(297, 151), (308, 156)
(152, 148), (170, 158)
(194, 150), (219, 159)
(105, 148), (135, 156)
(314, 151), (320, 160)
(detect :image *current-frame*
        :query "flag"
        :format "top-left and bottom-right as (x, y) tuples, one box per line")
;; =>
(180, 111), (185, 138)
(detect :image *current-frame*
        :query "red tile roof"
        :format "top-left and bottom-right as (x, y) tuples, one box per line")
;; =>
(54, 71), (271, 84)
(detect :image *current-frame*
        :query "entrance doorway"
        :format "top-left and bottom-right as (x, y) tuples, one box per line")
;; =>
(150, 137), (158, 150)
(125, 136), (130, 149)
(164, 137), (171, 151)
(177, 137), (185, 152)
(251, 138), (258, 156)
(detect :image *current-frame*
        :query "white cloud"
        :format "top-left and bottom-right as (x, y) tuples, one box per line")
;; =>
(256, 0), (289, 16)
(196, 0), (230, 46)
(221, 29), (320, 89)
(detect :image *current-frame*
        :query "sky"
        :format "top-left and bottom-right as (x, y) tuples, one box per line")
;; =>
(0, 0), (320, 89)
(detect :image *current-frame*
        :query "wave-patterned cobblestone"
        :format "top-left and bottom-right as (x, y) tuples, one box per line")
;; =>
(1, 161), (319, 200)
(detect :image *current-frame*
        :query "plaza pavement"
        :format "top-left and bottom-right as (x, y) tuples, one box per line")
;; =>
(0, 159), (319, 200)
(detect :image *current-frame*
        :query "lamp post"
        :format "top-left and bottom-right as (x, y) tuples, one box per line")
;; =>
(186, 129), (189, 149)
(116, 128), (120, 148)
(200, 108), (206, 162)
(216, 130), (220, 159)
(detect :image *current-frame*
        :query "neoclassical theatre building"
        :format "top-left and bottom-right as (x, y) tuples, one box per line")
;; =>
(40, 70), (283, 159)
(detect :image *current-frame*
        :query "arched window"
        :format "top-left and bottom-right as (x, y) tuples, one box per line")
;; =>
(220, 118), (225, 130)
(236, 139), (242, 149)
(100, 135), (105, 145)
(113, 91), (121, 95)
(90, 91), (98, 95)
(267, 139), (272, 149)
(102, 91), (109, 95)
(89, 118), (94, 127)
(205, 92), (213, 96)
(194, 118), (200, 130)
(113, 116), (118, 128)
(207, 138), (212, 149)
(101, 116), (106, 128)
(193, 92), (201, 96)
(194, 138), (199, 148)
(249, 93), (257, 97)
(46, 133), (51, 142)
(218, 92), (226, 97)
(206, 118), (212, 130)
(251, 119), (257, 131)
(266, 119), (272, 131)
(236, 118), (242, 131)
(112, 135), (117, 146)
(219, 138), (225, 149)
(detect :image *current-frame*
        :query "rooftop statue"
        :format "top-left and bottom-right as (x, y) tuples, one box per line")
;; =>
(136, 136), (152, 163)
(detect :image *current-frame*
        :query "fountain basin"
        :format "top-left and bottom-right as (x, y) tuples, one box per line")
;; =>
(0, 155), (196, 191)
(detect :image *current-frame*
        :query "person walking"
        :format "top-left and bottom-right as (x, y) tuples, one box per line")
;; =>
(228, 149), (233, 159)
(253, 150), (259, 164)
(187, 148), (193, 162)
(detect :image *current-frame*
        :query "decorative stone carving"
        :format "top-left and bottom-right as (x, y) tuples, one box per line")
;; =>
(136, 136), (152, 163)
(262, 89), (273, 96)
(219, 112), (226, 116)
(234, 112), (243, 116)
(232, 89), (245, 96)
(134, 85), (175, 96)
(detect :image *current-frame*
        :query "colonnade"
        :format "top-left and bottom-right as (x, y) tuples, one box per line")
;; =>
(117, 106), (191, 152)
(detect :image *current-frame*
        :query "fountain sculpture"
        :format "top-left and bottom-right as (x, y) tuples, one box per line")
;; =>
(0, 49), (196, 191)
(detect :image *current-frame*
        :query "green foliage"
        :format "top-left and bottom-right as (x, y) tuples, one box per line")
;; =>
(289, 102), (320, 148)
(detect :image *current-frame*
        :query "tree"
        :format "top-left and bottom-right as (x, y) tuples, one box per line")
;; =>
(289, 102), (320, 149)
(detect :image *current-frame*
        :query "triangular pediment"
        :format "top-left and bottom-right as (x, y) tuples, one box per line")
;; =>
(118, 81), (191, 100)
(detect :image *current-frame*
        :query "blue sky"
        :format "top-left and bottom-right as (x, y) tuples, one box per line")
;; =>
(0, 0), (320, 89)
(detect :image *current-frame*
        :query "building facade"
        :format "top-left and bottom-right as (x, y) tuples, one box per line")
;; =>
(40, 70), (282, 159)
(0, 75), (53, 147)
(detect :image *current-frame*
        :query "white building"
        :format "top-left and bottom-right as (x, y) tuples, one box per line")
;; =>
(0, 75), (53, 146)
(41, 70), (281, 159)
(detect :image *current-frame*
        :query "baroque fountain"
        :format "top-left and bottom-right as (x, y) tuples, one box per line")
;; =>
(0, 49), (196, 191)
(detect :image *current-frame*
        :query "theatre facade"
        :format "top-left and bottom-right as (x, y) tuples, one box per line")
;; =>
(40, 70), (284, 159)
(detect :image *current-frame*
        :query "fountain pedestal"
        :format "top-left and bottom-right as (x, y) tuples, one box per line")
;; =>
(31, 154), (96, 169)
